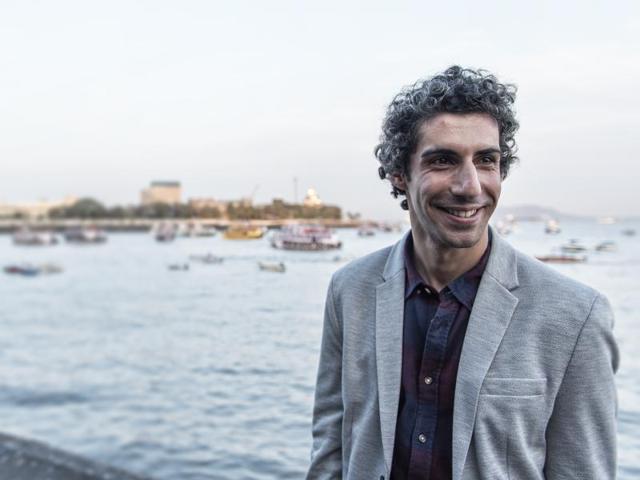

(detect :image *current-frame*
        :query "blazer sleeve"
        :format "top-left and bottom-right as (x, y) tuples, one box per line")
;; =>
(544, 293), (620, 479)
(307, 277), (344, 479)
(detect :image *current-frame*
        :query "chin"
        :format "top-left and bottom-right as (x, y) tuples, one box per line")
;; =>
(435, 227), (487, 249)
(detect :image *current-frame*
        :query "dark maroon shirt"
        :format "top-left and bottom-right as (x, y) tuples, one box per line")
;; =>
(390, 232), (491, 479)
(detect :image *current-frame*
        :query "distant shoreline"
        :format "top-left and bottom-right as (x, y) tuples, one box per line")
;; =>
(0, 218), (367, 233)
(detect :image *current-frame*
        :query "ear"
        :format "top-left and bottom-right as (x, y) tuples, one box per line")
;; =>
(390, 173), (407, 193)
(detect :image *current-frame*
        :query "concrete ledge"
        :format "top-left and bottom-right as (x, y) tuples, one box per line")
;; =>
(0, 433), (151, 480)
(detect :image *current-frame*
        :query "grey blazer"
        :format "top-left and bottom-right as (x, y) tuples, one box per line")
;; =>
(307, 230), (619, 479)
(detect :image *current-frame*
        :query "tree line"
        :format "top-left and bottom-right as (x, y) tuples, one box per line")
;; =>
(47, 198), (341, 220)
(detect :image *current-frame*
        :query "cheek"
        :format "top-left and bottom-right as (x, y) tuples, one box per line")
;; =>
(483, 174), (502, 199)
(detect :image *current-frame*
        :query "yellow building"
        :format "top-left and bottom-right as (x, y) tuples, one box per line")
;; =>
(188, 197), (227, 216)
(141, 181), (181, 206)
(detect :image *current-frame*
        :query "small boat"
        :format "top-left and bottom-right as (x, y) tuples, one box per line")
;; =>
(378, 223), (399, 233)
(39, 263), (63, 274)
(168, 263), (190, 271)
(535, 254), (587, 264)
(357, 223), (376, 237)
(180, 223), (217, 238)
(223, 225), (265, 240)
(194, 227), (217, 237)
(545, 219), (561, 234)
(621, 229), (636, 237)
(495, 220), (512, 236)
(4, 263), (63, 276)
(271, 225), (342, 251)
(561, 239), (588, 254)
(4, 264), (40, 276)
(64, 227), (107, 244)
(595, 241), (617, 253)
(154, 223), (177, 242)
(12, 228), (58, 246)
(189, 254), (224, 264)
(258, 261), (286, 273)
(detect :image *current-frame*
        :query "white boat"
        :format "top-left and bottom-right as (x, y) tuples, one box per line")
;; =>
(12, 228), (58, 246)
(595, 241), (617, 253)
(64, 227), (107, 244)
(545, 219), (561, 234)
(258, 261), (286, 273)
(561, 239), (588, 254)
(168, 263), (190, 271)
(535, 254), (587, 264)
(189, 254), (224, 264)
(180, 223), (217, 238)
(357, 223), (376, 237)
(271, 225), (342, 251)
(154, 223), (177, 242)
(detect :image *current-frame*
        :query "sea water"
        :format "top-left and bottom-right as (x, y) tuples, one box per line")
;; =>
(0, 220), (638, 478)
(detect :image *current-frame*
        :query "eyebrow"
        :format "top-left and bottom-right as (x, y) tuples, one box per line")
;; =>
(419, 147), (501, 159)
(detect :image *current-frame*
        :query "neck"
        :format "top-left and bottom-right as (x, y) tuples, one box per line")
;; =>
(410, 227), (489, 292)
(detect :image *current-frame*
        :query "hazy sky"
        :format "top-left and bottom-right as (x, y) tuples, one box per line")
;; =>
(1, 0), (638, 220)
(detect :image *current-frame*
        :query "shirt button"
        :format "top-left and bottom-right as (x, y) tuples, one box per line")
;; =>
(424, 376), (433, 385)
(418, 433), (427, 443)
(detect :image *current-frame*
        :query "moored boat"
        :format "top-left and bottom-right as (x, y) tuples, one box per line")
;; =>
(180, 223), (217, 238)
(535, 254), (587, 264)
(561, 239), (588, 254)
(545, 219), (561, 234)
(223, 225), (265, 240)
(64, 227), (107, 244)
(258, 261), (286, 273)
(189, 254), (224, 264)
(357, 224), (376, 237)
(4, 263), (63, 276)
(271, 225), (342, 251)
(154, 223), (177, 242)
(595, 241), (617, 253)
(168, 263), (190, 271)
(12, 228), (58, 246)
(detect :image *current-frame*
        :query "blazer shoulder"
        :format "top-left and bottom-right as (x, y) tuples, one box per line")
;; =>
(330, 245), (392, 294)
(513, 248), (603, 311)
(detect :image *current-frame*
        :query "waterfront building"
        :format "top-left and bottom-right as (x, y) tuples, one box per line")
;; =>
(303, 188), (322, 207)
(0, 197), (77, 219)
(141, 181), (181, 206)
(188, 197), (227, 217)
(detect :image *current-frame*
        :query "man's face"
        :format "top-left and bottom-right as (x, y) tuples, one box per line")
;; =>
(393, 112), (502, 250)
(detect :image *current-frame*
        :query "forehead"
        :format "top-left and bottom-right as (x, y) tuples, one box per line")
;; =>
(416, 113), (500, 150)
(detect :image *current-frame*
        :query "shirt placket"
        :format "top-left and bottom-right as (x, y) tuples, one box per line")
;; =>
(408, 290), (458, 478)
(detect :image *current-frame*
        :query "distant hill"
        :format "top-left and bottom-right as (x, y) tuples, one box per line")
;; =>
(494, 204), (593, 221)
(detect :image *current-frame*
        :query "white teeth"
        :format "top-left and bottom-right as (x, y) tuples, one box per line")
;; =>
(445, 208), (477, 218)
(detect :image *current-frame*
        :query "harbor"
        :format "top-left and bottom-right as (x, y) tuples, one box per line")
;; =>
(0, 218), (365, 234)
(1, 219), (639, 479)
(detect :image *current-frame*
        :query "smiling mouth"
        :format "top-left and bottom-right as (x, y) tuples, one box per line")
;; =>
(437, 207), (482, 218)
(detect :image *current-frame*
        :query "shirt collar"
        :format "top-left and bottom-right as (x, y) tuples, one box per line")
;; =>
(403, 230), (492, 309)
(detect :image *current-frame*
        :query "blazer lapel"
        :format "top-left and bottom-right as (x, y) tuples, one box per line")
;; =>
(375, 233), (408, 471)
(452, 231), (520, 480)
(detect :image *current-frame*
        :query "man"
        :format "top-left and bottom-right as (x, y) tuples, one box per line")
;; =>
(307, 66), (618, 479)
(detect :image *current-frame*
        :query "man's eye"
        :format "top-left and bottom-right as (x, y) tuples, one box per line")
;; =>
(480, 156), (497, 165)
(433, 156), (452, 165)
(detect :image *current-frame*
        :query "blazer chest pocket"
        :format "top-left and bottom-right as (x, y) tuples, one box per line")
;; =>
(480, 377), (546, 397)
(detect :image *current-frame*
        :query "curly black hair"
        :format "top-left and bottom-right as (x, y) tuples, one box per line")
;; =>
(374, 65), (519, 210)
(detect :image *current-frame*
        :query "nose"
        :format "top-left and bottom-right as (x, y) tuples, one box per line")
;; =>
(450, 160), (482, 198)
